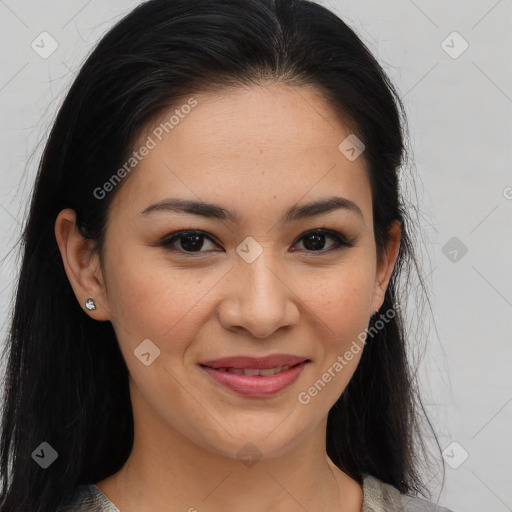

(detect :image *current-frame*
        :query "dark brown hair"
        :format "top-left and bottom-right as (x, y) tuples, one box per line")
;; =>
(0, 1), (441, 510)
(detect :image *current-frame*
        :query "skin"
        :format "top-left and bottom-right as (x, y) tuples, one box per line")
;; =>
(55, 83), (401, 512)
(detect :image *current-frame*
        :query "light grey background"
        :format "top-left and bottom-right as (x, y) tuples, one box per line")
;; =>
(0, 1), (510, 511)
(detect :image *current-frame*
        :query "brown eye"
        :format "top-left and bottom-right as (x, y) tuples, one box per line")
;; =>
(179, 233), (206, 252)
(161, 230), (220, 253)
(294, 229), (352, 253)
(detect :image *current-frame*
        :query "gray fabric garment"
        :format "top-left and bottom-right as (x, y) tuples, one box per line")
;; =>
(60, 474), (455, 511)
(360, 475), (455, 512)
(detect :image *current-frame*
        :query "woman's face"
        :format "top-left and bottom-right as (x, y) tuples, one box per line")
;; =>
(73, 84), (399, 459)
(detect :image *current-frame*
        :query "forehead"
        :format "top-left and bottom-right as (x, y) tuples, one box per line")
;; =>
(111, 84), (372, 220)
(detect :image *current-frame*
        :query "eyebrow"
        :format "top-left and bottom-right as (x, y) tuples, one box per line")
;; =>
(139, 196), (363, 223)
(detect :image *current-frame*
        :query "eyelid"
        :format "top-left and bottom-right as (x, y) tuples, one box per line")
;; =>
(159, 229), (222, 252)
(292, 228), (353, 246)
(158, 228), (354, 254)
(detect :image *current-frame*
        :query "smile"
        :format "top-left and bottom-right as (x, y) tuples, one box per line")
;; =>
(199, 361), (309, 397)
(212, 365), (294, 376)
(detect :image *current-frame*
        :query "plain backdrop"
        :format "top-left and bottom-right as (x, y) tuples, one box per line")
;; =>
(0, 1), (511, 511)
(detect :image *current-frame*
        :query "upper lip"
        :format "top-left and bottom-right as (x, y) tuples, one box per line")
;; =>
(199, 354), (310, 370)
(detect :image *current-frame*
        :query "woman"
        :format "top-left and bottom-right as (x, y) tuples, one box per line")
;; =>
(0, 0), (454, 510)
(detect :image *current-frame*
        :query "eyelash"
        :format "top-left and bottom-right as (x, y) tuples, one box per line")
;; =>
(158, 228), (354, 256)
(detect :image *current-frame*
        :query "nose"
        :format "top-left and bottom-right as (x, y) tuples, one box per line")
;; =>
(216, 255), (300, 338)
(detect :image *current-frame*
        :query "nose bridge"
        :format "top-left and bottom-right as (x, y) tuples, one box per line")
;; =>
(218, 246), (299, 338)
(243, 253), (283, 307)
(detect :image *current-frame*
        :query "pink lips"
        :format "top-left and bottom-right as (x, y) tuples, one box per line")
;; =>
(198, 354), (310, 398)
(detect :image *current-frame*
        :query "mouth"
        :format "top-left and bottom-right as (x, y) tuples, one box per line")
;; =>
(198, 357), (311, 397)
(198, 353), (310, 371)
(199, 361), (307, 376)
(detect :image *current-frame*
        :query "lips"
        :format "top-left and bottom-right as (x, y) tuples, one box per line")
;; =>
(200, 360), (309, 397)
(198, 354), (309, 371)
(198, 354), (311, 397)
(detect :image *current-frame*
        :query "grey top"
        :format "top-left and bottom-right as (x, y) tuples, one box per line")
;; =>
(60, 474), (455, 511)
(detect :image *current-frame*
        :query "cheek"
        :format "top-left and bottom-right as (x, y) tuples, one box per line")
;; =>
(296, 262), (374, 390)
(105, 254), (224, 353)
(298, 262), (375, 334)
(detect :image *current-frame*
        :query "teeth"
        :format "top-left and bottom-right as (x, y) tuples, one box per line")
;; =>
(216, 365), (292, 376)
(226, 368), (244, 374)
(259, 365), (291, 376)
(243, 368), (261, 376)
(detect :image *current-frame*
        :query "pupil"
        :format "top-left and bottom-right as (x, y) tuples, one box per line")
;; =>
(304, 233), (325, 251)
(181, 234), (203, 251)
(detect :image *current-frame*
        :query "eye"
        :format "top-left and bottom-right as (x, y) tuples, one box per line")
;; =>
(158, 228), (353, 255)
(292, 229), (353, 253)
(161, 230), (221, 253)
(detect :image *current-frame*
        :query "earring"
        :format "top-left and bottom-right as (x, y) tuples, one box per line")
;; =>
(84, 298), (96, 311)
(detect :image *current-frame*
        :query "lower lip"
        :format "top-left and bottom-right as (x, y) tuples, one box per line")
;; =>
(200, 361), (309, 397)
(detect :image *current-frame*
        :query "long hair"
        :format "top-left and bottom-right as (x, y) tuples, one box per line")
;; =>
(0, 0), (441, 510)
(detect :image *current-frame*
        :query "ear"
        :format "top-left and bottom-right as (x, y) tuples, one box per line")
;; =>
(54, 208), (110, 321)
(370, 220), (401, 314)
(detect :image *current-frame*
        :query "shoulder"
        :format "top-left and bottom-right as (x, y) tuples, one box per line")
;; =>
(57, 484), (119, 512)
(362, 474), (456, 512)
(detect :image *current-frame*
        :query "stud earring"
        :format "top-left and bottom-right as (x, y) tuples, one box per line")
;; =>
(84, 298), (96, 311)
